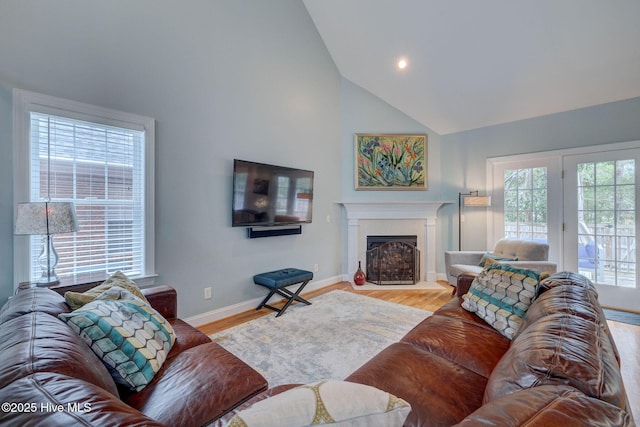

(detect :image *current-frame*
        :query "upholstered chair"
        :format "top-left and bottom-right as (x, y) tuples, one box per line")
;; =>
(444, 238), (557, 286)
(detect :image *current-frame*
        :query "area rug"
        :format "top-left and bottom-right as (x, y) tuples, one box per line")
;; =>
(603, 308), (640, 326)
(209, 290), (431, 386)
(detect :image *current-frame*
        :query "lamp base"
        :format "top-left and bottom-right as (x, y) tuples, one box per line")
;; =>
(35, 277), (60, 287)
(37, 235), (60, 287)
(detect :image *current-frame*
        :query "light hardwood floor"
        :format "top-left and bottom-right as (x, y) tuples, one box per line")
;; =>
(198, 280), (639, 421)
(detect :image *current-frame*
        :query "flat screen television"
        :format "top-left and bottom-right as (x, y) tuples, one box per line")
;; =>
(232, 159), (314, 227)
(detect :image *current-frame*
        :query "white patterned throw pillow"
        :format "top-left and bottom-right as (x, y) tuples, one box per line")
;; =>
(224, 380), (411, 427)
(59, 286), (175, 391)
(462, 263), (541, 339)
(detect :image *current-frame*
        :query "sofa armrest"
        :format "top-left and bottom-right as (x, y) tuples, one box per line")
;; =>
(142, 285), (178, 320)
(456, 273), (476, 303)
(444, 251), (485, 266)
(444, 251), (486, 284)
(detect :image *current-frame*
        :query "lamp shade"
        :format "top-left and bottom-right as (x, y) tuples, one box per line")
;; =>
(463, 196), (491, 207)
(15, 202), (79, 235)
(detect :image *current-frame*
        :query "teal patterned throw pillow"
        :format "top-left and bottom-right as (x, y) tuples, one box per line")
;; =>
(59, 287), (175, 392)
(462, 264), (541, 339)
(478, 252), (518, 268)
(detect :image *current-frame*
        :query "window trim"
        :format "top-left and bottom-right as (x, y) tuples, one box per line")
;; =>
(13, 89), (155, 288)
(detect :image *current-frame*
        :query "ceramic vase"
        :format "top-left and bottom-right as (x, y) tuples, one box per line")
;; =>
(353, 260), (366, 286)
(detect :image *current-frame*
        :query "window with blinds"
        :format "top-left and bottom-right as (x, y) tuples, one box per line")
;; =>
(28, 112), (146, 280)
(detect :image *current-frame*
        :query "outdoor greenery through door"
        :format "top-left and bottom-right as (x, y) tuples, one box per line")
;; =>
(567, 154), (637, 289)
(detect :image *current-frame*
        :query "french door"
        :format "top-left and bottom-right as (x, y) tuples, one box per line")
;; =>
(489, 142), (640, 311)
(563, 148), (639, 311)
(489, 156), (562, 264)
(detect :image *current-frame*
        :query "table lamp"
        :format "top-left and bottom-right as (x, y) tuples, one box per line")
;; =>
(15, 202), (79, 285)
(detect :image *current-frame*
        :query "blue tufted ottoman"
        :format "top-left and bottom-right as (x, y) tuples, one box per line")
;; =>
(253, 268), (314, 317)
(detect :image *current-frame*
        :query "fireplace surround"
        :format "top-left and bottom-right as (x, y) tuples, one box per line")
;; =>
(338, 202), (451, 284)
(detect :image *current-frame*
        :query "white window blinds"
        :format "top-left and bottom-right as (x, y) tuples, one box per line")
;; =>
(28, 112), (146, 280)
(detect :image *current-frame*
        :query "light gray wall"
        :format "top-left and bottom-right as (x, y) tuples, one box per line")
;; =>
(339, 79), (452, 274)
(440, 97), (640, 251)
(340, 79), (443, 201)
(0, 0), (343, 315)
(2, 1), (639, 311)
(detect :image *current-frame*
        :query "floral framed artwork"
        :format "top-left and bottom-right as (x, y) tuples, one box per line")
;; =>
(354, 133), (427, 190)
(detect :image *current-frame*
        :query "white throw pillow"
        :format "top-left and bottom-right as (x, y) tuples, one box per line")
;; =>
(224, 380), (411, 427)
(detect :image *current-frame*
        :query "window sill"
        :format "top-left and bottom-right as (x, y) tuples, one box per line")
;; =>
(19, 272), (158, 295)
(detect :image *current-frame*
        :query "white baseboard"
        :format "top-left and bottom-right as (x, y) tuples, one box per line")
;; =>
(437, 273), (450, 282)
(184, 275), (341, 327)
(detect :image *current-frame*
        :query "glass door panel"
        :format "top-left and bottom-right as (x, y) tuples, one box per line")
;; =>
(503, 167), (548, 242)
(490, 156), (561, 265)
(565, 150), (638, 294)
(576, 160), (636, 285)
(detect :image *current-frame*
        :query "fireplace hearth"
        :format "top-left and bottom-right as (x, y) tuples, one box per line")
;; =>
(366, 235), (419, 285)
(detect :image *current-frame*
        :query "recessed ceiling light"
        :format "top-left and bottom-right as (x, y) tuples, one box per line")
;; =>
(398, 59), (408, 69)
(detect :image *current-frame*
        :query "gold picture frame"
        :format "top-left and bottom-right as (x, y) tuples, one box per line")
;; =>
(354, 133), (427, 190)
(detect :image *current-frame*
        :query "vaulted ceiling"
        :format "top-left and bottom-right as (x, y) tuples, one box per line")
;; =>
(303, 0), (640, 134)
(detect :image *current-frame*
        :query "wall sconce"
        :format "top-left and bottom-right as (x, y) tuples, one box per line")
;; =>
(458, 191), (491, 250)
(14, 202), (79, 285)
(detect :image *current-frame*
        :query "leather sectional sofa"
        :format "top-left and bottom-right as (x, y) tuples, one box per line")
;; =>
(1, 272), (634, 426)
(0, 285), (268, 426)
(219, 272), (634, 426)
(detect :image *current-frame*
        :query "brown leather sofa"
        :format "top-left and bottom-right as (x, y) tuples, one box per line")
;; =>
(0, 285), (268, 426)
(220, 272), (635, 426)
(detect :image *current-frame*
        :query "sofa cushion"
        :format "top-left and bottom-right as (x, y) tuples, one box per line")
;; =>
(58, 287), (175, 392)
(524, 272), (621, 363)
(540, 270), (599, 296)
(456, 385), (634, 427)
(346, 342), (488, 426)
(64, 270), (149, 310)
(484, 312), (627, 409)
(429, 298), (502, 332)
(514, 282), (605, 338)
(223, 380), (411, 427)
(0, 372), (167, 427)
(401, 313), (511, 378)
(0, 287), (70, 324)
(0, 311), (119, 397)
(461, 264), (541, 339)
(124, 342), (268, 426)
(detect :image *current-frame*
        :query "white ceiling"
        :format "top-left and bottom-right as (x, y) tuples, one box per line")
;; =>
(303, 0), (640, 135)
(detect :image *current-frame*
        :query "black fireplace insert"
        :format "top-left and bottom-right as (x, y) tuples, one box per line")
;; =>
(365, 235), (420, 285)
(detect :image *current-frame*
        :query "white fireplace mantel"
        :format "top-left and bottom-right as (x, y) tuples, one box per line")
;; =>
(337, 201), (452, 282)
